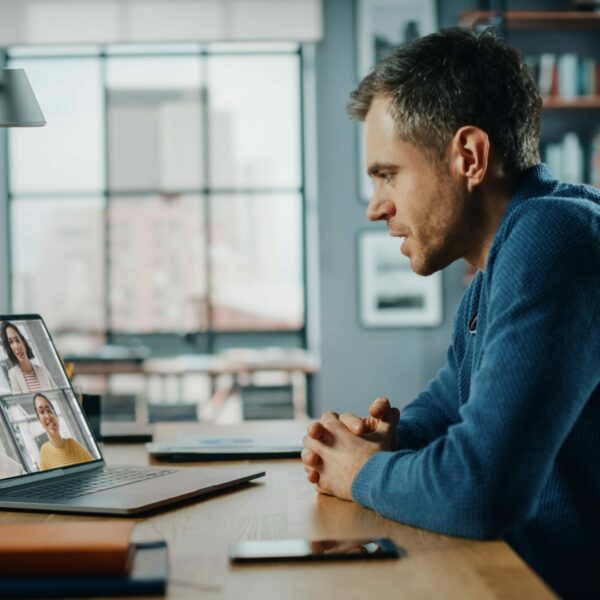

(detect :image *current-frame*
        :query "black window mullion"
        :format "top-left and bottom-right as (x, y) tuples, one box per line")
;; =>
(298, 47), (308, 351)
(200, 50), (214, 353)
(101, 49), (111, 346)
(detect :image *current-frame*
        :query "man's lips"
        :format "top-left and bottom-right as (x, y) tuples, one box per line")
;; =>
(388, 230), (410, 255)
(388, 227), (410, 238)
(390, 232), (409, 245)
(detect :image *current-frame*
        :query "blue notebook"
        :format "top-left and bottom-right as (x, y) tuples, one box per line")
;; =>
(0, 541), (167, 598)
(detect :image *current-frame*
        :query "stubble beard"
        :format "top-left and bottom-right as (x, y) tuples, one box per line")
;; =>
(409, 176), (468, 277)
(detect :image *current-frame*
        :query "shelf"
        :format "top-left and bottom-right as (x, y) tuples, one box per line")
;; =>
(542, 96), (600, 108)
(459, 11), (600, 30)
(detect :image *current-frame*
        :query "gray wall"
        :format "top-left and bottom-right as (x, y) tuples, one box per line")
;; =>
(310, 0), (469, 416)
(0, 51), (9, 313)
(309, 0), (588, 417)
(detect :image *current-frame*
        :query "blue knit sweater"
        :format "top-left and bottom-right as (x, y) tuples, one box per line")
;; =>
(352, 164), (600, 598)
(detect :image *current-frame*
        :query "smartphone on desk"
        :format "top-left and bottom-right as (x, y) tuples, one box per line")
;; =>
(229, 537), (405, 563)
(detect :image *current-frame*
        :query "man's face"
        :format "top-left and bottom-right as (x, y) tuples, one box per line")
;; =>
(364, 96), (470, 276)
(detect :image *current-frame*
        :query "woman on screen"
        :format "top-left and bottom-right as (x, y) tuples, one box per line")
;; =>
(1, 321), (58, 394)
(0, 452), (24, 479)
(34, 394), (93, 471)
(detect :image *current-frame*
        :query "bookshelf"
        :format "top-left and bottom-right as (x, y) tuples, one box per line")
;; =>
(542, 96), (600, 109)
(459, 11), (600, 30)
(459, 9), (600, 188)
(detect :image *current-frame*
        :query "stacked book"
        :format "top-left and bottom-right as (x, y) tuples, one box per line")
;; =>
(544, 132), (586, 184)
(525, 53), (600, 100)
(0, 521), (167, 598)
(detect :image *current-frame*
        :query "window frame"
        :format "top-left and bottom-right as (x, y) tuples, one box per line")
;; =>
(4, 42), (309, 355)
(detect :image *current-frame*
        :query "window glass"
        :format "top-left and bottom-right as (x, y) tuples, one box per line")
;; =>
(106, 56), (203, 191)
(108, 194), (207, 333)
(8, 58), (104, 194)
(11, 198), (106, 337)
(7, 44), (306, 349)
(209, 193), (304, 330)
(208, 54), (301, 189)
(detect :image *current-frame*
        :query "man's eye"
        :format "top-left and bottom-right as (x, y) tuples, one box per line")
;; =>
(383, 173), (394, 184)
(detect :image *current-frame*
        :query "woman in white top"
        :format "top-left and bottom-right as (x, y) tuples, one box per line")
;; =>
(1, 321), (58, 394)
(0, 452), (24, 479)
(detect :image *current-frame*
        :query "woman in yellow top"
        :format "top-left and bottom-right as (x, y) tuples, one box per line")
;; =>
(34, 393), (94, 471)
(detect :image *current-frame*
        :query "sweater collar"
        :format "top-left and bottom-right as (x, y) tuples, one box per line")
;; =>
(495, 162), (556, 231)
(482, 163), (555, 272)
(506, 163), (556, 210)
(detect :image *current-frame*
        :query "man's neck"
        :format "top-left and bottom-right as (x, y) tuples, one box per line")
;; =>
(465, 170), (516, 272)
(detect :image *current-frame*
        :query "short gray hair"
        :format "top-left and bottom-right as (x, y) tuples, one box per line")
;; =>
(347, 27), (541, 175)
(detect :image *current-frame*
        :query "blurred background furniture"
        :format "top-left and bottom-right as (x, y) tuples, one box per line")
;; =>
(67, 347), (318, 425)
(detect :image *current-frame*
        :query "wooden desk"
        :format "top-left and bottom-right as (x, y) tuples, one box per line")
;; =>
(0, 421), (555, 599)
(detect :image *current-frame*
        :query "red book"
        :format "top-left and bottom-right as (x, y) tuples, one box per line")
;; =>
(0, 520), (135, 576)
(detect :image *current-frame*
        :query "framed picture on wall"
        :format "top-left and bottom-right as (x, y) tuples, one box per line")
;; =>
(356, 0), (437, 202)
(358, 230), (442, 328)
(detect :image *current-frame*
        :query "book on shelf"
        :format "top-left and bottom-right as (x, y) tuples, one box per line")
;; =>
(525, 53), (600, 101)
(557, 53), (578, 100)
(544, 132), (585, 184)
(537, 53), (556, 97)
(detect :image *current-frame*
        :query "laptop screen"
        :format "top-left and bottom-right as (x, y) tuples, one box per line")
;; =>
(0, 315), (102, 482)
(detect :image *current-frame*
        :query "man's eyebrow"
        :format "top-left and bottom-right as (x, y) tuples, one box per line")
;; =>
(367, 162), (397, 177)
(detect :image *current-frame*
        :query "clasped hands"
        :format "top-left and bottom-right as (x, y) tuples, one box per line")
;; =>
(301, 397), (400, 501)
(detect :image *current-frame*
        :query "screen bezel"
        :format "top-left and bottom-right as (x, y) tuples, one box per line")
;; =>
(0, 313), (104, 489)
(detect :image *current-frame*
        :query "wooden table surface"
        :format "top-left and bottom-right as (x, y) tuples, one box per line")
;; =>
(0, 421), (556, 599)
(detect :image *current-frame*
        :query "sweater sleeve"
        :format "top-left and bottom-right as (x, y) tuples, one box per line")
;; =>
(395, 279), (475, 451)
(395, 341), (461, 451)
(352, 205), (600, 538)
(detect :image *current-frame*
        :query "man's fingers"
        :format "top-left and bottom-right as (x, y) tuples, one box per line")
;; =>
(301, 448), (320, 467)
(308, 421), (325, 439)
(339, 412), (367, 435)
(303, 425), (336, 452)
(315, 484), (333, 497)
(308, 412), (340, 440)
(369, 396), (392, 420)
(307, 469), (320, 484)
(369, 397), (400, 424)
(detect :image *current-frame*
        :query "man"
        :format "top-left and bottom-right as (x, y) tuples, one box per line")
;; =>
(302, 27), (600, 598)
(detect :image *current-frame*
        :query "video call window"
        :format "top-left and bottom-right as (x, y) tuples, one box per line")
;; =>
(0, 320), (69, 396)
(0, 319), (101, 481)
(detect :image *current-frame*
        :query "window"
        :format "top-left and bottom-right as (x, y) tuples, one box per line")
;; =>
(7, 43), (306, 355)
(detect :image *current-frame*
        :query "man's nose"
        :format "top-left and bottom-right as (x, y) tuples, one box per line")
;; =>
(366, 195), (395, 222)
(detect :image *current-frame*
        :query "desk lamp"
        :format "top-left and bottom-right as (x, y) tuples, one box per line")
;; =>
(0, 68), (46, 127)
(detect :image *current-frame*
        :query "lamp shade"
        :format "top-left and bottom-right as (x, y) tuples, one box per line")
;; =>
(0, 68), (46, 127)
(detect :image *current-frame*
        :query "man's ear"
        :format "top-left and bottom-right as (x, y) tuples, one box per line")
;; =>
(449, 126), (489, 192)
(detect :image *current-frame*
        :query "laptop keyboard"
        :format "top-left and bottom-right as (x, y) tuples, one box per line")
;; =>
(0, 466), (178, 501)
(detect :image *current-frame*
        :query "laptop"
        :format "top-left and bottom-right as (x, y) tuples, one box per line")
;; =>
(0, 314), (265, 515)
